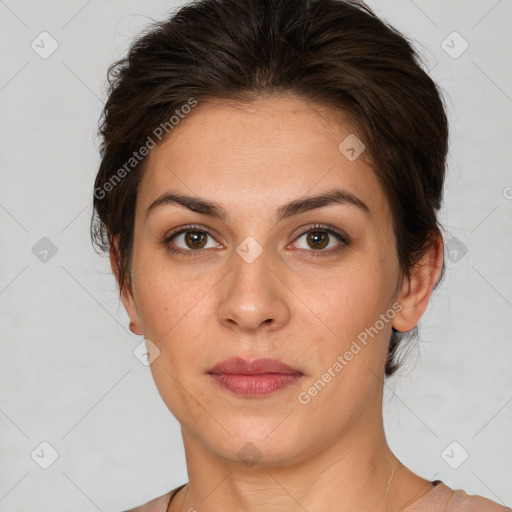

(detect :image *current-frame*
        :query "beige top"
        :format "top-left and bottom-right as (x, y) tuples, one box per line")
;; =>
(124, 480), (511, 511)
(402, 481), (511, 512)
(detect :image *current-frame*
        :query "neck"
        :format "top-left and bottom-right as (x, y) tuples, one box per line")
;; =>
(172, 413), (432, 512)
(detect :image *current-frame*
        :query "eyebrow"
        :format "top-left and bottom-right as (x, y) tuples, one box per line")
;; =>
(146, 187), (370, 222)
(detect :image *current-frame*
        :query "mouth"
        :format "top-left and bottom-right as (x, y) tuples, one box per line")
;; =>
(206, 357), (304, 397)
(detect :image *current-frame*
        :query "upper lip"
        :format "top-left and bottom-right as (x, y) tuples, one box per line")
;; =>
(207, 357), (303, 375)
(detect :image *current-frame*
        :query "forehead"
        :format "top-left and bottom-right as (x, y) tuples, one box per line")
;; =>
(137, 93), (390, 222)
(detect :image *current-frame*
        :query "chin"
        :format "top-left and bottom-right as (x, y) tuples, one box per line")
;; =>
(205, 422), (306, 466)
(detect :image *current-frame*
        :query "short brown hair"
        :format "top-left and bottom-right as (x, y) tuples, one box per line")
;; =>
(91, 0), (449, 377)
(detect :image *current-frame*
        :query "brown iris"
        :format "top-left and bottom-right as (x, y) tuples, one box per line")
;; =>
(307, 230), (329, 250)
(185, 230), (208, 249)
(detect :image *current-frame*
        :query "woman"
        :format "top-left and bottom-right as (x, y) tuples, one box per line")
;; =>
(90, 0), (510, 510)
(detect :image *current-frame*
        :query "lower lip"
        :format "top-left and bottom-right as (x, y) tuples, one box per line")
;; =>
(207, 373), (303, 397)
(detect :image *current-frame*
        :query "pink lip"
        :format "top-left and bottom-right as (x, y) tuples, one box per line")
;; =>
(207, 357), (304, 397)
(207, 357), (303, 375)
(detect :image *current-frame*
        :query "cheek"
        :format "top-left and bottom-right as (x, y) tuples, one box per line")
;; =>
(133, 251), (215, 336)
(298, 260), (396, 377)
(306, 261), (391, 329)
(295, 268), (393, 417)
(134, 265), (217, 420)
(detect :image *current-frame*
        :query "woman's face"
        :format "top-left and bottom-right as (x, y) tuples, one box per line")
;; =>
(119, 94), (408, 465)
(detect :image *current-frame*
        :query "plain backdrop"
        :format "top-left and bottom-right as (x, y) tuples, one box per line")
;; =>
(0, 0), (511, 510)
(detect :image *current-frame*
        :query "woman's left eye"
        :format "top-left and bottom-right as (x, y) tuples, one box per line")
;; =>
(291, 225), (348, 255)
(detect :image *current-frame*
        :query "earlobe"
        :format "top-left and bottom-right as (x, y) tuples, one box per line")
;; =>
(129, 320), (141, 335)
(109, 242), (143, 336)
(392, 233), (444, 333)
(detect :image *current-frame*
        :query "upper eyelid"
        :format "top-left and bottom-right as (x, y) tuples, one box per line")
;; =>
(165, 224), (218, 241)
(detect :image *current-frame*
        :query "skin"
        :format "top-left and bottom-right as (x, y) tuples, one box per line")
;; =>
(112, 93), (444, 512)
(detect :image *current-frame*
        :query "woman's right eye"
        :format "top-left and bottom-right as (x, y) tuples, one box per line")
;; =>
(162, 225), (222, 257)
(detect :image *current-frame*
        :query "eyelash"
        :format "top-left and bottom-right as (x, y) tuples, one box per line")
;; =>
(161, 223), (349, 258)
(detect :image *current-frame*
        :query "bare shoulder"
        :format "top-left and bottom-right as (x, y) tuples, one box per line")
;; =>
(447, 489), (511, 512)
(121, 491), (172, 512)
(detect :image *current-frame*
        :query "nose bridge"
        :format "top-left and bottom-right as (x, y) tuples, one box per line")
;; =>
(229, 236), (274, 299)
(217, 236), (289, 330)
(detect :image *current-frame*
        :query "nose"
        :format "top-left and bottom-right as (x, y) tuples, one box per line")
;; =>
(216, 247), (291, 333)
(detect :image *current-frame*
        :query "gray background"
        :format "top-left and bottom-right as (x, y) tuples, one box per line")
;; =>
(0, 0), (511, 510)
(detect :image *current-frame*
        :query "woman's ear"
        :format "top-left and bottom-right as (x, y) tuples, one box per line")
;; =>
(392, 233), (444, 333)
(109, 243), (143, 335)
